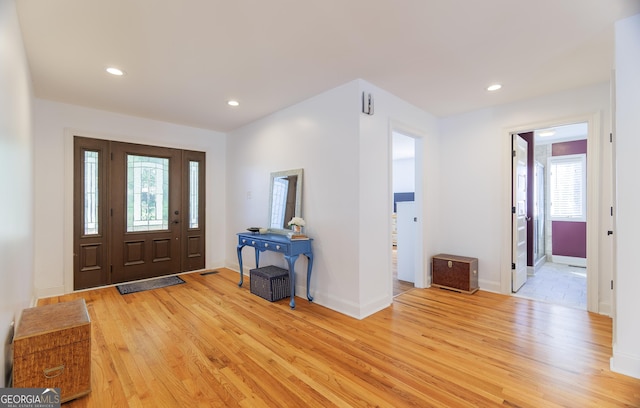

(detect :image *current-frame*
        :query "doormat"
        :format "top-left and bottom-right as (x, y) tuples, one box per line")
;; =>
(116, 276), (185, 295)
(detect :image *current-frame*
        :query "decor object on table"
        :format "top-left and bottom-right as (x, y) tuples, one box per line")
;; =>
(288, 216), (305, 232)
(287, 217), (307, 239)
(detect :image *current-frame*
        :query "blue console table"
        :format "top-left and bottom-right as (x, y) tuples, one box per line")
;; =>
(237, 232), (314, 309)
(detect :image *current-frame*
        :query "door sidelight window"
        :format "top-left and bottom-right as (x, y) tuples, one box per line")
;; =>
(83, 150), (100, 235)
(189, 161), (199, 229)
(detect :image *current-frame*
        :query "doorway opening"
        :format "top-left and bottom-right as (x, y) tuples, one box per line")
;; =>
(511, 123), (589, 309)
(392, 131), (417, 297)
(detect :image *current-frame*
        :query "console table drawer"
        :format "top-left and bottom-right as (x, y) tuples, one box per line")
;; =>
(239, 237), (259, 247)
(261, 241), (288, 253)
(239, 237), (289, 253)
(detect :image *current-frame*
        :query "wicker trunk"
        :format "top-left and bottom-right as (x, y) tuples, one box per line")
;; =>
(250, 266), (291, 301)
(13, 298), (91, 403)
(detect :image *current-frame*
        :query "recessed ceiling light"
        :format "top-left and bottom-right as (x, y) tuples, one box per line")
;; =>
(487, 84), (502, 92)
(227, 100), (239, 107)
(106, 67), (125, 76)
(539, 130), (556, 137)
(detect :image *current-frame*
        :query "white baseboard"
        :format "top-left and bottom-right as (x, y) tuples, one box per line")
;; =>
(611, 347), (640, 379)
(478, 279), (501, 294)
(358, 294), (392, 319)
(598, 301), (612, 317)
(225, 261), (387, 319)
(311, 291), (390, 320)
(551, 255), (587, 267)
(35, 286), (65, 300)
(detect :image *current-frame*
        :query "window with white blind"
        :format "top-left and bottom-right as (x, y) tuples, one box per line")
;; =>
(548, 153), (586, 222)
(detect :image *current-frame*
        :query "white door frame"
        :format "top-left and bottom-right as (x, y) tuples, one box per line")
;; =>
(501, 113), (601, 313)
(389, 122), (426, 290)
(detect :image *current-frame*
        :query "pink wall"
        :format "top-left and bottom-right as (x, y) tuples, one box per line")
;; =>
(552, 222), (587, 258)
(551, 139), (587, 258)
(552, 139), (587, 156)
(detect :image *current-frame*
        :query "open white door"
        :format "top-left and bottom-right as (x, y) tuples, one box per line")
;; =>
(512, 134), (528, 292)
(397, 201), (416, 283)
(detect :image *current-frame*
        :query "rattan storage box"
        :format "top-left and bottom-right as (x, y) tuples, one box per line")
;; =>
(13, 298), (91, 403)
(250, 265), (290, 301)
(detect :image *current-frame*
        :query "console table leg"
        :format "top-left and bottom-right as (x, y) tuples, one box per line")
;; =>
(285, 255), (298, 309)
(254, 247), (260, 268)
(306, 253), (314, 302)
(237, 246), (244, 287)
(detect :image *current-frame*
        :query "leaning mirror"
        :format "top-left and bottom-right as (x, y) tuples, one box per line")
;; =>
(268, 168), (303, 234)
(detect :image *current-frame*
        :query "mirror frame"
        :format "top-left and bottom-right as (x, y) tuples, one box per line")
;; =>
(268, 168), (303, 234)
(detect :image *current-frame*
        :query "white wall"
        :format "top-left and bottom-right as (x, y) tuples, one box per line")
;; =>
(33, 99), (227, 297)
(611, 13), (640, 379)
(227, 81), (362, 316)
(227, 79), (439, 318)
(358, 81), (439, 314)
(438, 83), (612, 311)
(0, 0), (35, 386)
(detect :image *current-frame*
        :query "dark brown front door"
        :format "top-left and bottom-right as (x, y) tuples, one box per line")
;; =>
(73, 137), (205, 289)
(110, 143), (182, 283)
(73, 137), (110, 290)
(181, 149), (206, 272)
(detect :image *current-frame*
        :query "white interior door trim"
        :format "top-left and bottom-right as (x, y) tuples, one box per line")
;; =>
(389, 120), (426, 292)
(501, 113), (602, 313)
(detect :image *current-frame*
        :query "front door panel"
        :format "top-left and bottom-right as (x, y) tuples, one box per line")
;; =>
(110, 143), (182, 283)
(73, 137), (110, 289)
(181, 150), (206, 271)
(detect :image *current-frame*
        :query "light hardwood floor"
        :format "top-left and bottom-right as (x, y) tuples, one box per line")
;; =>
(38, 268), (639, 407)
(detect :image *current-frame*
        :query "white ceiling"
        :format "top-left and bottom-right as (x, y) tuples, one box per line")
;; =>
(15, 1), (640, 133)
